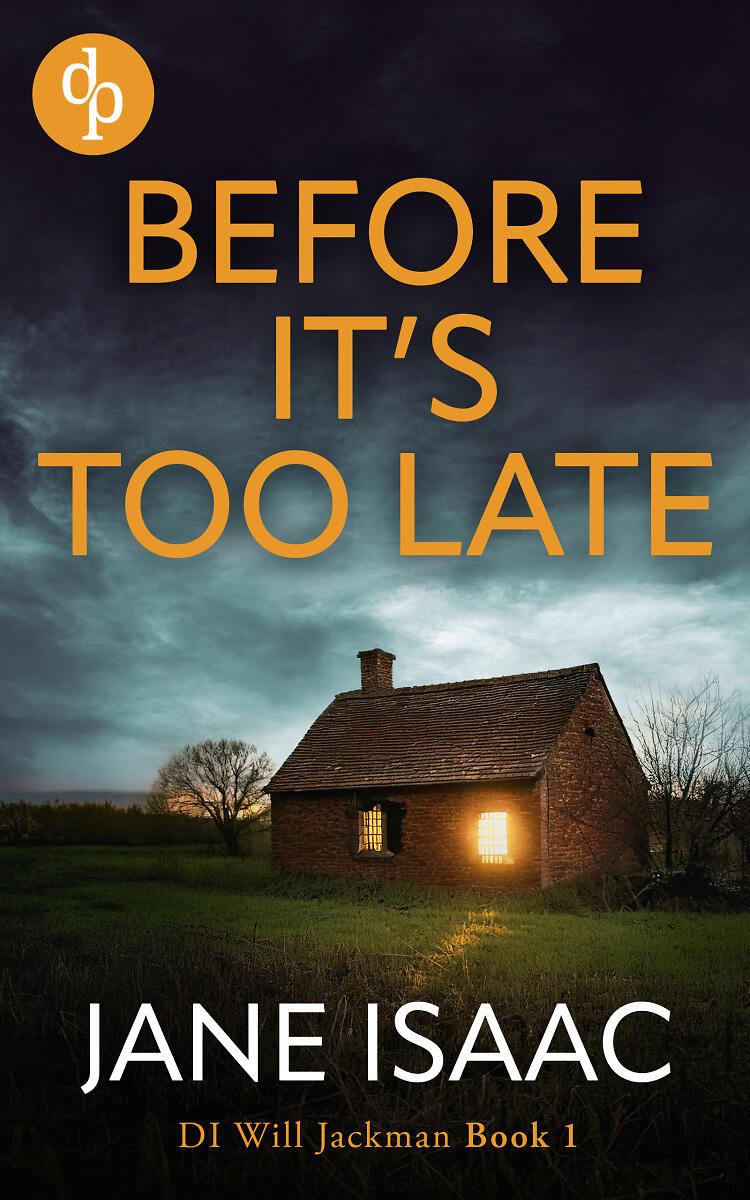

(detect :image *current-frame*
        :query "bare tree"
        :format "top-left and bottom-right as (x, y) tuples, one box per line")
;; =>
(154, 739), (273, 856)
(629, 675), (749, 878)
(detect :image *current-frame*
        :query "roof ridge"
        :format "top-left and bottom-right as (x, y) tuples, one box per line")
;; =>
(334, 662), (599, 700)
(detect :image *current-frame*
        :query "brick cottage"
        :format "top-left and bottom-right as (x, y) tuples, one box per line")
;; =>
(268, 650), (648, 889)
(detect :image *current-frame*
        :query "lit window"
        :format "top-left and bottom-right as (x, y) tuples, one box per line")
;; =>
(359, 803), (385, 853)
(478, 811), (508, 863)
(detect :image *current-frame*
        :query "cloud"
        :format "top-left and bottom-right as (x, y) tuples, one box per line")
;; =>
(367, 578), (748, 706)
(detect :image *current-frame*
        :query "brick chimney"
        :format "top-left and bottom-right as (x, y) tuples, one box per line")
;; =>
(358, 648), (395, 693)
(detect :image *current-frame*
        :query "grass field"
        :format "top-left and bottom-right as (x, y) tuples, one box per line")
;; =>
(1, 840), (748, 1199)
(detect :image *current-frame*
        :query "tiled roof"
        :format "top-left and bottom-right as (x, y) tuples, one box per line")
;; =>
(268, 664), (600, 792)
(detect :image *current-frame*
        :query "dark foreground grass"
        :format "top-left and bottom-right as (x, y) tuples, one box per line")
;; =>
(0, 843), (748, 1199)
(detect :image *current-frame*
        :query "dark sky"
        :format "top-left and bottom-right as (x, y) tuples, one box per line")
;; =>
(1, 0), (748, 793)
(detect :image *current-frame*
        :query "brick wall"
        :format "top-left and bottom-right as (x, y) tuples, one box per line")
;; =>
(543, 675), (649, 884)
(271, 780), (543, 888)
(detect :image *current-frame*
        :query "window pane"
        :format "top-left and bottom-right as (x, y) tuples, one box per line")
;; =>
(359, 804), (383, 852)
(478, 811), (508, 863)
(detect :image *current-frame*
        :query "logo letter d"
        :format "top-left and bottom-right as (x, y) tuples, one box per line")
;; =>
(62, 47), (97, 106)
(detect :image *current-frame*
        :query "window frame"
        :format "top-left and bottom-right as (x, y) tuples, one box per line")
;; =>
(356, 801), (394, 859)
(477, 810), (512, 865)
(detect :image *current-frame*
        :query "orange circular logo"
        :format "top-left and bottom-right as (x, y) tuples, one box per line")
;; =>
(32, 33), (154, 155)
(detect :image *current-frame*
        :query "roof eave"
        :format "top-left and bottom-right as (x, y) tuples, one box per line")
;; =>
(267, 770), (543, 794)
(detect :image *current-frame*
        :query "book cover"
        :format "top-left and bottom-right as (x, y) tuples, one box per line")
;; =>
(2, 3), (748, 1198)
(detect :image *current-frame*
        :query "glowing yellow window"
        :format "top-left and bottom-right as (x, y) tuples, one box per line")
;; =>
(478, 811), (509, 863)
(359, 804), (384, 853)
